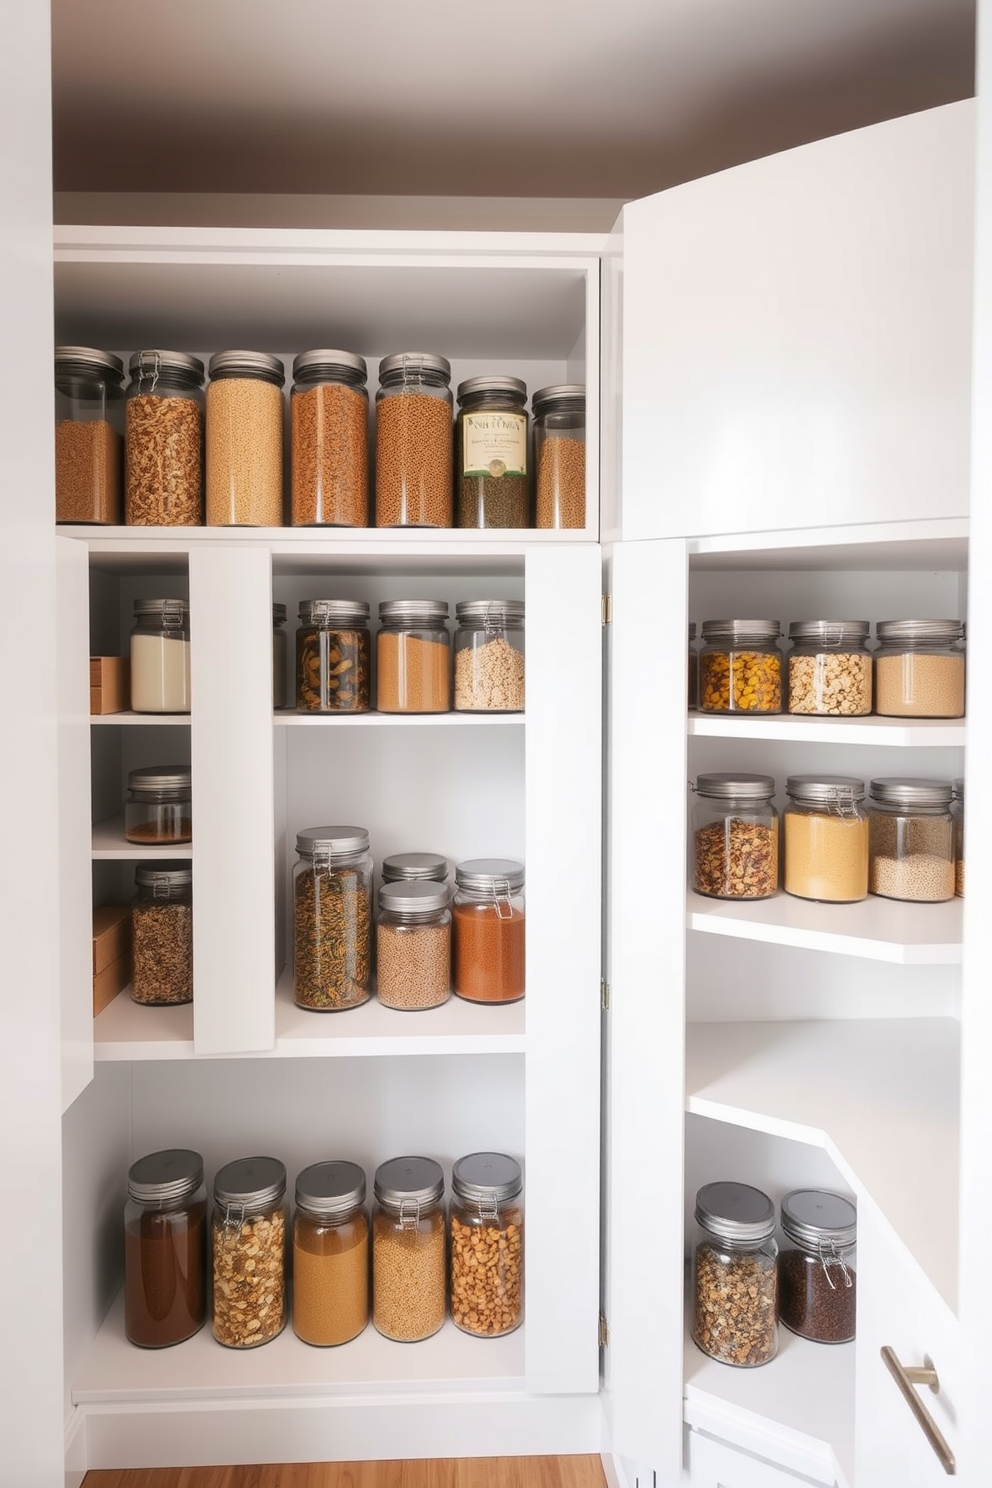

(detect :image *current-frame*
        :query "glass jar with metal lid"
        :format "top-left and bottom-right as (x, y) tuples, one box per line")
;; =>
(131, 863), (193, 1006)
(206, 350), (285, 526)
(125, 764), (192, 846)
(273, 602), (288, 709)
(452, 857), (525, 1004)
(453, 599), (525, 712)
(450, 1152), (524, 1338)
(212, 1156), (288, 1349)
(376, 880), (451, 1011)
(125, 1148), (207, 1348)
(455, 376), (529, 529)
(296, 599), (370, 712)
(783, 775), (868, 903)
(868, 777), (955, 902)
(692, 1181), (778, 1367)
(55, 347), (125, 524)
(125, 350), (205, 526)
(688, 622), (698, 710)
(376, 599), (451, 714)
(692, 773), (779, 900)
(375, 352), (453, 528)
(381, 851), (449, 886)
(130, 598), (190, 713)
(372, 1156), (446, 1341)
(873, 619), (965, 718)
(291, 349), (369, 527)
(699, 620), (783, 713)
(293, 825), (373, 1011)
(953, 778), (964, 897)
(786, 620), (872, 716)
(292, 1160), (369, 1347)
(533, 384), (586, 529)
(778, 1189), (856, 1345)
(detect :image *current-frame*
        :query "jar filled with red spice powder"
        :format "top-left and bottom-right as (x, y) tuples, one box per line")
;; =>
(452, 858), (525, 1004)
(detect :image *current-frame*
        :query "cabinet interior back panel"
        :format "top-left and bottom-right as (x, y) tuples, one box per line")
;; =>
(689, 568), (967, 625)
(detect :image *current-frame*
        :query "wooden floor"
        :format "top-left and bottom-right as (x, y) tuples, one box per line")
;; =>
(83, 1458), (608, 1488)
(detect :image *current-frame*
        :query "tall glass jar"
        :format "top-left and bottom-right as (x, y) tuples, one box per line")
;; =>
(688, 622), (698, 711)
(783, 775), (868, 903)
(533, 384), (585, 529)
(692, 1181), (778, 1368)
(453, 599), (525, 712)
(873, 619), (965, 718)
(296, 599), (371, 712)
(455, 376), (529, 528)
(293, 1160), (369, 1347)
(130, 599), (191, 714)
(381, 851), (449, 886)
(131, 863), (193, 1006)
(212, 1157), (288, 1349)
(778, 1189), (856, 1345)
(787, 620), (872, 716)
(376, 599), (450, 713)
(125, 764), (192, 845)
(452, 858), (525, 1004)
(55, 347), (125, 524)
(376, 880), (451, 1011)
(372, 1156), (446, 1342)
(692, 773), (779, 900)
(699, 620), (783, 713)
(868, 777), (956, 902)
(953, 778), (964, 897)
(293, 825), (373, 1011)
(450, 1152), (524, 1338)
(125, 1148), (207, 1348)
(206, 350), (285, 526)
(273, 603), (288, 709)
(375, 353), (453, 528)
(291, 350), (369, 527)
(125, 350), (204, 525)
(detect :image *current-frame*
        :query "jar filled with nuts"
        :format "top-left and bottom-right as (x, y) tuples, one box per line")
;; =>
(786, 620), (872, 716)
(952, 778), (964, 898)
(453, 600), (525, 712)
(291, 349), (369, 527)
(125, 350), (205, 525)
(692, 773), (779, 900)
(692, 1181), (778, 1368)
(874, 619), (965, 718)
(867, 777), (956, 902)
(376, 880), (451, 1011)
(450, 1152), (523, 1338)
(375, 352), (453, 528)
(296, 599), (371, 712)
(699, 620), (783, 713)
(372, 1156), (446, 1342)
(131, 863), (193, 1005)
(212, 1156), (288, 1349)
(293, 826), (373, 1011)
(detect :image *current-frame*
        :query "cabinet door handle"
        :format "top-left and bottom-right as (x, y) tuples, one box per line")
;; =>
(881, 1345), (956, 1475)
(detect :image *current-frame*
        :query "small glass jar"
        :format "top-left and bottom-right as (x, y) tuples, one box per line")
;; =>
(873, 619), (965, 718)
(372, 1156), (446, 1342)
(125, 1148), (207, 1348)
(212, 1157), (288, 1349)
(125, 350), (205, 526)
(376, 880), (451, 1011)
(293, 1160), (369, 1347)
(450, 1152), (524, 1338)
(452, 858), (525, 1004)
(953, 778), (964, 898)
(692, 1181), (778, 1368)
(787, 620), (872, 716)
(131, 863), (193, 1006)
(375, 353), (453, 528)
(293, 825), (373, 1011)
(783, 775), (868, 903)
(699, 620), (783, 713)
(273, 603), (288, 709)
(296, 599), (371, 712)
(55, 346), (125, 524)
(692, 773), (779, 900)
(206, 350), (285, 526)
(125, 764), (192, 845)
(778, 1189), (856, 1345)
(533, 384), (585, 529)
(455, 376), (529, 528)
(381, 851), (449, 886)
(453, 600), (525, 712)
(376, 600), (451, 714)
(688, 622), (698, 711)
(291, 350), (369, 527)
(868, 777), (956, 902)
(130, 598), (191, 714)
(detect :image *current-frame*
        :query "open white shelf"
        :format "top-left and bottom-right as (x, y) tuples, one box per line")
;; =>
(61, 525), (594, 553)
(274, 711), (523, 728)
(94, 990), (194, 1058)
(687, 517), (968, 571)
(687, 713), (966, 747)
(92, 816), (193, 860)
(91, 712), (190, 726)
(687, 890), (962, 964)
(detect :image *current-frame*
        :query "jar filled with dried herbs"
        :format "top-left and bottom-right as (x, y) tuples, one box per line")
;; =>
(55, 346), (125, 524)
(125, 350), (205, 526)
(212, 1156), (288, 1349)
(692, 1181), (778, 1368)
(455, 376), (529, 528)
(131, 863), (193, 1005)
(293, 825), (373, 1011)
(778, 1189), (856, 1345)
(296, 599), (370, 712)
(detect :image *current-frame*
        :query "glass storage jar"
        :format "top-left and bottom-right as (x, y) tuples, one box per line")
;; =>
(868, 777), (955, 902)
(688, 622), (698, 711)
(125, 764), (192, 845)
(296, 599), (371, 712)
(131, 863), (193, 1006)
(291, 349), (369, 527)
(125, 350), (205, 525)
(273, 603), (288, 709)
(786, 620), (872, 716)
(206, 350), (285, 526)
(125, 1148), (207, 1348)
(692, 773), (779, 900)
(372, 1156), (446, 1342)
(452, 857), (525, 1004)
(953, 778), (964, 897)
(293, 825), (373, 1011)
(453, 599), (525, 712)
(455, 376), (529, 528)
(450, 1152), (524, 1338)
(375, 352), (453, 528)
(376, 600), (451, 713)
(292, 1160), (369, 1347)
(873, 619), (965, 718)
(533, 384), (585, 529)
(381, 851), (449, 886)
(692, 1181), (778, 1368)
(699, 620), (783, 713)
(212, 1157), (288, 1349)
(778, 1189), (856, 1345)
(130, 598), (191, 714)
(55, 346), (125, 524)
(783, 775), (868, 903)
(376, 880), (451, 1011)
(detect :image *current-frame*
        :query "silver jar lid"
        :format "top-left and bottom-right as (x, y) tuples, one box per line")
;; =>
(781, 1189), (857, 1250)
(869, 777), (954, 808)
(875, 619), (964, 644)
(296, 825), (370, 858)
(456, 375), (527, 404)
(298, 599), (370, 626)
(954, 778), (964, 800)
(273, 603), (287, 625)
(127, 1148), (203, 1204)
(694, 772), (776, 803)
(378, 880), (450, 915)
(455, 857), (525, 892)
(55, 346), (124, 381)
(133, 598), (189, 624)
(788, 620), (870, 645)
(452, 1152), (522, 1204)
(213, 1156), (287, 1210)
(134, 862), (192, 888)
(689, 622), (697, 641)
(207, 350), (285, 386)
(374, 1155), (445, 1212)
(382, 851), (449, 884)
(695, 1181), (776, 1242)
(785, 774), (865, 805)
(455, 599), (525, 625)
(295, 1160), (366, 1219)
(292, 349), (368, 382)
(378, 599), (450, 626)
(378, 352), (451, 382)
(127, 765), (192, 792)
(532, 384), (585, 414)
(701, 619), (781, 643)
(128, 349), (205, 385)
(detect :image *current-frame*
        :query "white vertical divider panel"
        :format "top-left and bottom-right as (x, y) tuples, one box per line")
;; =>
(189, 546), (275, 1053)
(524, 543), (602, 1395)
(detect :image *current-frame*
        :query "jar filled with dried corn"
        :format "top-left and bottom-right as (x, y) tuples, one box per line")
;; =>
(699, 619), (783, 713)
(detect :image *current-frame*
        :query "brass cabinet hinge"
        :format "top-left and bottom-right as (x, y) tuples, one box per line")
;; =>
(602, 594), (612, 624)
(601, 978), (611, 1011)
(599, 1312), (610, 1347)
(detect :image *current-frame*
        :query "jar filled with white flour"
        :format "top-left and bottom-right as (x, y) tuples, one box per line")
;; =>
(131, 598), (191, 713)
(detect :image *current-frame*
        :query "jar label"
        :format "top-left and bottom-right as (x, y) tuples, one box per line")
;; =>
(462, 412), (527, 478)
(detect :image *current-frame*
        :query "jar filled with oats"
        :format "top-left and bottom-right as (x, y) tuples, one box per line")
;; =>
(375, 353), (453, 528)
(453, 600), (525, 712)
(125, 350), (205, 525)
(692, 1181), (778, 1368)
(206, 350), (285, 526)
(699, 620), (783, 714)
(372, 1156), (446, 1342)
(376, 880), (451, 1011)
(867, 777), (955, 902)
(952, 778), (964, 898)
(692, 773), (778, 900)
(787, 620), (872, 716)
(55, 347), (125, 524)
(131, 863), (193, 1006)
(873, 619), (965, 718)
(293, 826), (373, 1012)
(212, 1157), (287, 1349)
(291, 349), (369, 527)
(450, 1152), (523, 1338)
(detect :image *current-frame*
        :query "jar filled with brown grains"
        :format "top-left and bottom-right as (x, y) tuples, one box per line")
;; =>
(867, 777), (955, 902)
(124, 765), (192, 845)
(778, 1189), (856, 1345)
(450, 1152), (523, 1338)
(296, 599), (371, 712)
(273, 603), (289, 709)
(376, 880), (451, 1011)
(376, 600), (451, 713)
(455, 376), (529, 528)
(372, 1156), (446, 1342)
(375, 352), (453, 527)
(699, 620), (783, 713)
(452, 858), (525, 1004)
(692, 1181), (778, 1368)
(783, 775), (868, 903)
(125, 1148), (206, 1349)
(381, 851), (449, 887)
(212, 1157), (288, 1349)
(131, 863), (193, 1005)
(206, 350), (285, 526)
(293, 825), (373, 1011)
(692, 773), (779, 900)
(786, 620), (872, 716)
(291, 349), (369, 527)
(453, 599), (525, 712)
(873, 619), (965, 717)
(952, 778), (964, 897)
(125, 350), (204, 525)
(533, 384), (585, 529)
(292, 1160), (369, 1347)
(55, 347), (125, 524)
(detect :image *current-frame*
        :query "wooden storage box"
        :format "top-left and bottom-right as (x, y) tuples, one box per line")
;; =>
(90, 656), (130, 715)
(92, 904), (131, 1014)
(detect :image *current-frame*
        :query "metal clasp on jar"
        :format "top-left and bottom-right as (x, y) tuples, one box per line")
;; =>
(160, 598), (186, 630)
(397, 1198), (423, 1231)
(491, 877), (513, 920)
(818, 1240), (854, 1290)
(476, 1194), (500, 1222)
(222, 1201), (246, 1238)
(135, 349), (163, 394)
(830, 789), (861, 820)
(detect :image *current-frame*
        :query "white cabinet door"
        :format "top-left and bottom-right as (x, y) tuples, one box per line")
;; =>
(686, 1429), (837, 1488)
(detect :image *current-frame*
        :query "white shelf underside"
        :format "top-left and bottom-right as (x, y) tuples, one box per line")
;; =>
(688, 890), (962, 963)
(688, 713), (966, 746)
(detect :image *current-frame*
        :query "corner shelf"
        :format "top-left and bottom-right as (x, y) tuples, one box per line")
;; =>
(687, 713), (966, 747)
(92, 817), (193, 860)
(687, 890), (962, 964)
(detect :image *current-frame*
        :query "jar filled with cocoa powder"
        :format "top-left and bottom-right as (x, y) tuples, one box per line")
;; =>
(375, 353), (453, 528)
(452, 857), (525, 1004)
(450, 1152), (524, 1338)
(124, 1148), (206, 1348)
(291, 350), (369, 527)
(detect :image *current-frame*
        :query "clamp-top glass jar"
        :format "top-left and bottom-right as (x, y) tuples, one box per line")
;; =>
(873, 619), (965, 718)
(692, 773), (779, 900)
(533, 384), (586, 529)
(372, 1156), (447, 1342)
(778, 1189), (856, 1345)
(131, 863), (193, 1006)
(130, 599), (191, 713)
(692, 1181), (778, 1368)
(452, 857), (525, 1004)
(125, 1148), (207, 1349)
(296, 599), (371, 712)
(787, 620), (872, 716)
(125, 350), (205, 525)
(699, 620), (783, 713)
(293, 825), (373, 1011)
(125, 764), (192, 845)
(212, 1156), (288, 1349)
(55, 347), (125, 524)
(868, 777), (956, 902)
(453, 599), (525, 712)
(450, 1152), (524, 1338)
(456, 376), (529, 528)
(291, 349), (369, 527)
(783, 775), (868, 903)
(953, 778), (965, 897)
(375, 353), (453, 528)
(376, 600), (451, 714)
(206, 350), (285, 526)
(273, 603), (288, 709)
(376, 880), (451, 1011)
(292, 1160), (369, 1347)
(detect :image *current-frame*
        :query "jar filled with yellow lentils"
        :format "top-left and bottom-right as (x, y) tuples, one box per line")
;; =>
(699, 620), (783, 714)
